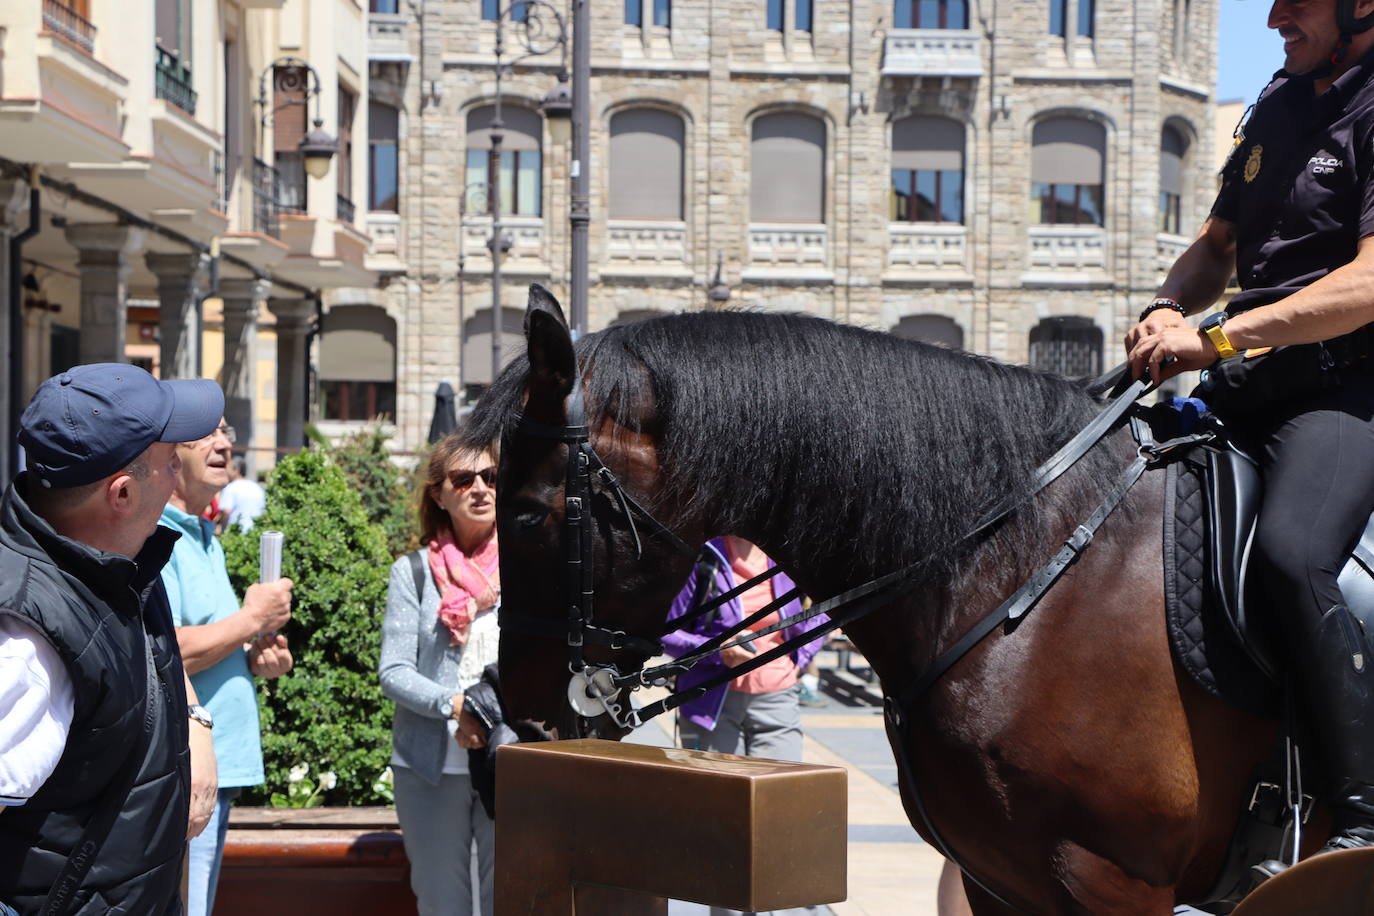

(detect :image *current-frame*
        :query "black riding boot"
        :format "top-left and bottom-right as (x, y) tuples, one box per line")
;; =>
(1252, 605), (1374, 884)
(1308, 605), (1374, 852)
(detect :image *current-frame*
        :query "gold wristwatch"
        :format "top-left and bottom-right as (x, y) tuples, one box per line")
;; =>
(188, 703), (215, 729)
(1199, 312), (1237, 359)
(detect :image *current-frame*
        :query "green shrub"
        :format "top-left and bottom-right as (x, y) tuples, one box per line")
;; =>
(223, 448), (395, 806)
(327, 425), (421, 557)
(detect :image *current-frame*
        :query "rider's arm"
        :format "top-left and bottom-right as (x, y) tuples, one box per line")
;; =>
(1223, 234), (1374, 349)
(1153, 216), (1238, 316)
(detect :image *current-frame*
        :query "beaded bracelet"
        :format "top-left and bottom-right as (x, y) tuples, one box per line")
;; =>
(1138, 298), (1187, 324)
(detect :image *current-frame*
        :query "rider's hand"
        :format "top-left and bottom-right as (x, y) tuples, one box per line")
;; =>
(1128, 326), (1216, 383)
(1124, 308), (1190, 354)
(719, 644), (757, 668)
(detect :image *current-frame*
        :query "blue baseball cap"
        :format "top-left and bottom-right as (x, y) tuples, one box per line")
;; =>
(18, 363), (225, 489)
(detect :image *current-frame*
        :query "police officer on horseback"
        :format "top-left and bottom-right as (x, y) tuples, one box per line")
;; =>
(1127, 0), (1374, 869)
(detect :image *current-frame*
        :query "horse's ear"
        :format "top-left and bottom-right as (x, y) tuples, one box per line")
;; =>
(524, 284), (575, 407)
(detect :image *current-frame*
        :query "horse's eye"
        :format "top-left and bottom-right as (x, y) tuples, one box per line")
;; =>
(516, 509), (549, 529)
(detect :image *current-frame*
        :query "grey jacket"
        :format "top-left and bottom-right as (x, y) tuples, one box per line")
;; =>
(378, 552), (499, 787)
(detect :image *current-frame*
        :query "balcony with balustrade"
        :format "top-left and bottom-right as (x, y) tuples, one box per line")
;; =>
(154, 46), (197, 115)
(461, 216), (548, 276)
(1023, 226), (1109, 285)
(602, 221), (691, 278)
(3, 0), (129, 164)
(367, 11), (411, 62)
(743, 224), (831, 281)
(886, 224), (971, 281)
(882, 30), (983, 77)
(42, 0), (94, 54)
(219, 157), (290, 273)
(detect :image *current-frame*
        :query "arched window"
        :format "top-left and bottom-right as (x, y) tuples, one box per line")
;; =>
(1031, 117), (1105, 226)
(319, 306), (397, 421)
(893, 0), (968, 29)
(465, 105), (542, 217)
(891, 116), (964, 224)
(609, 109), (685, 220)
(1160, 125), (1188, 235)
(892, 314), (964, 349)
(463, 307), (525, 391)
(1029, 317), (1102, 377)
(750, 112), (826, 222)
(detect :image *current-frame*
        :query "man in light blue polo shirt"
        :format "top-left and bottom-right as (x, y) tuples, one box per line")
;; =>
(160, 417), (294, 916)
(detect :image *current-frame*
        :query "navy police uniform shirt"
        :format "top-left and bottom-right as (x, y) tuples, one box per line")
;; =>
(1213, 44), (1374, 317)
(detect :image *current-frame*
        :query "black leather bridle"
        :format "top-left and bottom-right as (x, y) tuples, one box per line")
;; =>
(497, 368), (1175, 734)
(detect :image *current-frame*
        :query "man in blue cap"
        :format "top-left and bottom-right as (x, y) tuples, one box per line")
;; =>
(0, 363), (224, 915)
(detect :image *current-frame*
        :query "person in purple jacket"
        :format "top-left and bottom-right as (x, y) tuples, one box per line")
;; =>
(663, 536), (830, 764)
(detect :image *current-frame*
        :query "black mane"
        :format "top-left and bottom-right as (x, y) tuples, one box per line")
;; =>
(463, 310), (1124, 582)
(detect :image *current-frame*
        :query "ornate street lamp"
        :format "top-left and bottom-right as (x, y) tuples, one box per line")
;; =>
(254, 57), (338, 188)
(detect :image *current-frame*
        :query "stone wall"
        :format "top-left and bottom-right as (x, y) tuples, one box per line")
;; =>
(375, 0), (1218, 450)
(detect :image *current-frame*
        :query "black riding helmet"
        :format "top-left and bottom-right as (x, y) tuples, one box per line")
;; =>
(1339, 0), (1374, 35)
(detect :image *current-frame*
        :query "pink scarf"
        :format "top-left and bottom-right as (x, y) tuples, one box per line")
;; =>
(428, 528), (500, 646)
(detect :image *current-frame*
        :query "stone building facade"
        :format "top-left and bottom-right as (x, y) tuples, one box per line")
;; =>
(361, 0), (1217, 451)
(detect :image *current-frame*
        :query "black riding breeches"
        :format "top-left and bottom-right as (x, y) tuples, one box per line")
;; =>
(1244, 373), (1374, 643)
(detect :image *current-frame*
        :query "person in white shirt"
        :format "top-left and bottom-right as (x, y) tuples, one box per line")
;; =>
(217, 453), (266, 532)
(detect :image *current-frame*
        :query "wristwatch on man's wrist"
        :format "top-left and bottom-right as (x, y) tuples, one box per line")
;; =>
(188, 704), (214, 730)
(1199, 312), (1238, 359)
(1139, 297), (1187, 324)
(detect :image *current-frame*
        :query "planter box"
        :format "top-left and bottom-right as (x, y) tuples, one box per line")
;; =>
(215, 807), (415, 915)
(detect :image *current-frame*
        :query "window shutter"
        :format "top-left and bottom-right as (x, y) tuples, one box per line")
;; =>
(892, 116), (964, 172)
(750, 113), (826, 222)
(610, 109), (685, 220)
(319, 306), (396, 383)
(466, 105), (542, 151)
(1031, 117), (1105, 185)
(1160, 126), (1186, 196)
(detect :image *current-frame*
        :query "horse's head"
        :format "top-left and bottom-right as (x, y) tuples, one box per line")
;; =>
(486, 285), (700, 741)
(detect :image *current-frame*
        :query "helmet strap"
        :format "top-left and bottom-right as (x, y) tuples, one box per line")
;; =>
(1333, 33), (1354, 67)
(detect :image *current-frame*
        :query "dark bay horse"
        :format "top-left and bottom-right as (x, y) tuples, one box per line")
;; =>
(462, 285), (1287, 915)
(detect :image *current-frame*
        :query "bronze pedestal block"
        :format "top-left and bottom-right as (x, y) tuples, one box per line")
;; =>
(495, 739), (848, 915)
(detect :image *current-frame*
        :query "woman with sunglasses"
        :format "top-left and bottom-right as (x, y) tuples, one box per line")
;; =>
(379, 432), (500, 916)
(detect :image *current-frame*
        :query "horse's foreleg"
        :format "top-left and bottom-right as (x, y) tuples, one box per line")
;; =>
(1051, 840), (1178, 916)
(939, 861), (975, 916)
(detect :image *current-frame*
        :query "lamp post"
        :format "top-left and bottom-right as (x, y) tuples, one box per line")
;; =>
(254, 57), (339, 187)
(484, 1), (569, 388)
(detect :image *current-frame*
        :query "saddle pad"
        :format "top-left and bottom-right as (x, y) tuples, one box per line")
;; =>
(1163, 456), (1277, 718)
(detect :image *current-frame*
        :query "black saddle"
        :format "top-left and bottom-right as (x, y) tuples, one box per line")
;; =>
(1165, 435), (1374, 713)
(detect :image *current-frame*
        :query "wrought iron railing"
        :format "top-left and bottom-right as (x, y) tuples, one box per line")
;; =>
(155, 46), (197, 115)
(42, 0), (96, 54)
(251, 158), (280, 239)
(336, 194), (356, 224)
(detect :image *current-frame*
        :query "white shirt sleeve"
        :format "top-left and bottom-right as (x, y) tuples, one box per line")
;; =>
(0, 616), (74, 806)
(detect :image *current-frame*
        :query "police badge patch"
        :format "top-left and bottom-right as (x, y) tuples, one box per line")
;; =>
(1244, 144), (1263, 183)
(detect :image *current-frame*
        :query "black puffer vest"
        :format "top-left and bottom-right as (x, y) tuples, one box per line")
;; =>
(0, 476), (189, 915)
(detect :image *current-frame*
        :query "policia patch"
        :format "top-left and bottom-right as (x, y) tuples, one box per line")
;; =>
(1244, 144), (1263, 183)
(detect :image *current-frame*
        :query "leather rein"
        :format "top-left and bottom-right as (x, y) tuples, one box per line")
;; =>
(499, 371), (1186, 737)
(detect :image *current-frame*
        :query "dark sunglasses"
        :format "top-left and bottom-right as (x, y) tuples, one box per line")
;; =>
(448, 467), (497, 492)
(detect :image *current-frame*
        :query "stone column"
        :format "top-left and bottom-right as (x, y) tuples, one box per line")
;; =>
(63, 223), (146, 365)
(267, 297), (314, 455)
(145, 251), (208, 379)
(220, 278), (270, 474)
(0, 176), (31, 483)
